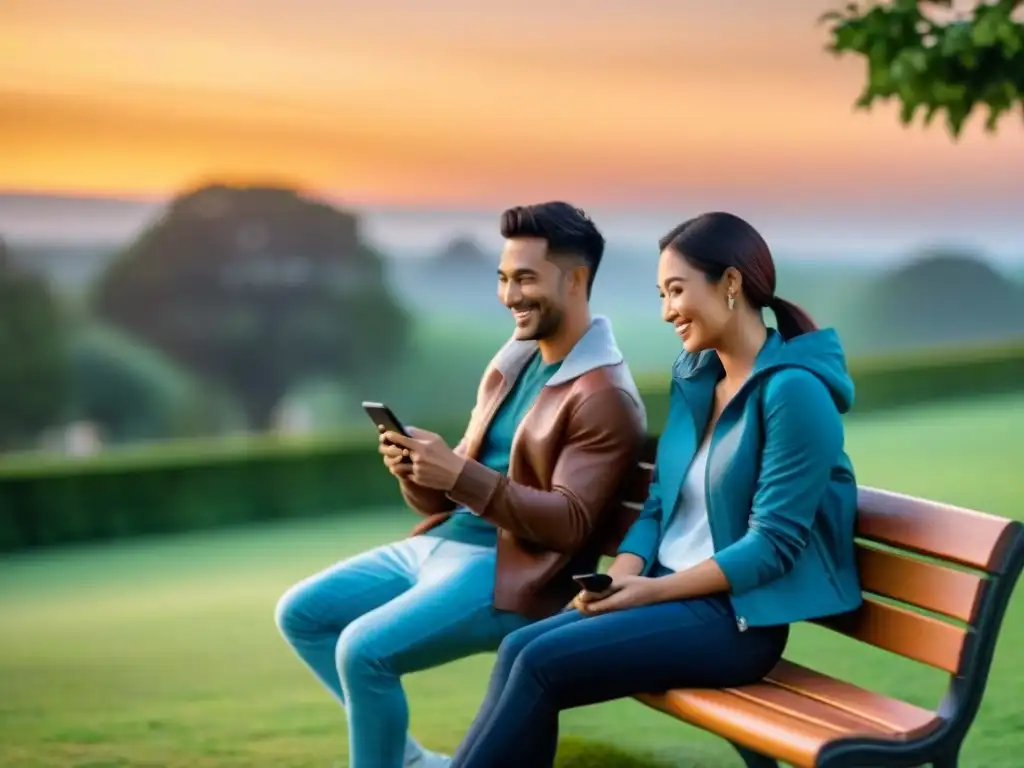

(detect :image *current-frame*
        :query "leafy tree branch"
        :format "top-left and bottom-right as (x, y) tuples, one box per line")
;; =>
(822, 0), (1024, 137)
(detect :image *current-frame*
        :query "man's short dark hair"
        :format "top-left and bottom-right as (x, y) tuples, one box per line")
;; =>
(499, 201), (605, 297)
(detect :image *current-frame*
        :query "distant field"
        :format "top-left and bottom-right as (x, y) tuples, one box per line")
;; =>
(1, 394), (1022, 767)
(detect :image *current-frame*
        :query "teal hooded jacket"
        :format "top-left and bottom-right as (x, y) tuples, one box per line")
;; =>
(617, 328), (863, 629)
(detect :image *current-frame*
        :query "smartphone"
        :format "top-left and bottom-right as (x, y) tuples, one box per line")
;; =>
(363, 402), (412, 464)
(572, 573), (613, 593)
(362, 401), (411, 438)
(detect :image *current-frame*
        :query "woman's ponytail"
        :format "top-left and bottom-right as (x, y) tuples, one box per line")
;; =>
(769, 296), (817, 339)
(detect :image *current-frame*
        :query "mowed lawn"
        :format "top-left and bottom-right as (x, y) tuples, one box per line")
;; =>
(1, 394), (1022, 768)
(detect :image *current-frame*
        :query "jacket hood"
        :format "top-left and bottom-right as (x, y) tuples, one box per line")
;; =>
(673, 328), (855, 414)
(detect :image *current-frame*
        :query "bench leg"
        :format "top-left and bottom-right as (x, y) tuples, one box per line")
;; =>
(932, 748), (960, 768)
(730, 742), (779, 768)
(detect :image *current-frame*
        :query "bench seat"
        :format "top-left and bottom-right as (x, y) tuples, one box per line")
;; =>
(636, 659), (940, 768)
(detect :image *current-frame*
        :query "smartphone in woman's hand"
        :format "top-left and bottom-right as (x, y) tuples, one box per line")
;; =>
(572, 573), (613, 593)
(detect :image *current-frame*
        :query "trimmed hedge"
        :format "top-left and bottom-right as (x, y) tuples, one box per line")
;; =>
(2, 340), (1022, 552)
(0, 427), (463, 552)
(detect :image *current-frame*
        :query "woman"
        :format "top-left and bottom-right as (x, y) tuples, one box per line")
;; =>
(449, 212), (864, 768)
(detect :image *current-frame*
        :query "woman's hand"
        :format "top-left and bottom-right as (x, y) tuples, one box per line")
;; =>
(573, 575), (662, 616)
(570, 581), (617, 612)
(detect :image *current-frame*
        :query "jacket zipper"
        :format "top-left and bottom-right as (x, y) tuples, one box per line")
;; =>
(701, 392), (751, 632)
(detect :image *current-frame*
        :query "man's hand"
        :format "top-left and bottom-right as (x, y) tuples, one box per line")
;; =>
(377, 426), (414, 478)
(573, 575), (662, 616)
(384, 427), (466, 491)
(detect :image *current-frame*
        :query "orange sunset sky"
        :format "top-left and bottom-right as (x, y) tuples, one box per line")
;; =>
(2, 0), (1022, 210)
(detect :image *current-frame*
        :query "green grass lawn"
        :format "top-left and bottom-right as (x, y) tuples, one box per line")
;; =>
(2, 394), (1022, 767)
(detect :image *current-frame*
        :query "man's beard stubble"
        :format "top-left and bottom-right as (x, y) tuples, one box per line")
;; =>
(520, 301), (565, 341)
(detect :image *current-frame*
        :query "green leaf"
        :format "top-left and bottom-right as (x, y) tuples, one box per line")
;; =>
(986, 103), (1006, 131)
(972, 15), (1000, 47)
(996, 22), (1023, 55)
(855, 90), (876, 110)
(899, 99), (919, 124)
(833, 21), (870, 52)
(904, 48), (928, 73)
(945, 99), (972, 137)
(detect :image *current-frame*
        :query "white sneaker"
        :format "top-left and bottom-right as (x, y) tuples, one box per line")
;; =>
(406, 747), (451, 768)
(404, 738), (451, 768)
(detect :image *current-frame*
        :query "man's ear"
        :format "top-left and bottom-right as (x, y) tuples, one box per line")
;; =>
(568, 264), (590, 297)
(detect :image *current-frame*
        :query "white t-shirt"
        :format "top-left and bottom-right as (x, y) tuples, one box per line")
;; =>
(656, 439), (716, 573)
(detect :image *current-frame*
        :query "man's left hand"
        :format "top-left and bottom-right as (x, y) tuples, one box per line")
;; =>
(384, 428), (466, 491)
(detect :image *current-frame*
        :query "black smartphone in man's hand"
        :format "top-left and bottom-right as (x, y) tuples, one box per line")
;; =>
(363, 401), (412, 463)
(572, 573), (613, 593)
(362, 401), (411, 438)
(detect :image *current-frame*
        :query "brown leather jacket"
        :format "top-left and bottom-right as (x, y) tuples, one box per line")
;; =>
(400, 316), (646, 618)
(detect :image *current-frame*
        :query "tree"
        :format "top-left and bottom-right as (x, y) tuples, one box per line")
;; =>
(859, 249), (1024, 349)
(0, 237), (68, 449)
(431, 236), (490, 270)
(66, 320), (243, 443)
(93, 184), (411, 430)
(822, 0), (1024, 137)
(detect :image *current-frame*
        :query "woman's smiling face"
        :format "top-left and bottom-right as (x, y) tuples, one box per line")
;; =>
(657, 247), (735, 353)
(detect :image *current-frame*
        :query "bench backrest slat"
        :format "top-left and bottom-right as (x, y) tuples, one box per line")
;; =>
(855, 544), (983, 624)
(814, 597), (967, 673)
(856, 487), (1014, 573)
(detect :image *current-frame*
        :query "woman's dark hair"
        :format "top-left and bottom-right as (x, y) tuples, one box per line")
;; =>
(658, 212), (817, 339)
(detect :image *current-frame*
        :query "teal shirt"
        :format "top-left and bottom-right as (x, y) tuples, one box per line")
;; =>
(617, 329), (863, 629)
(432, 352), (563, 547)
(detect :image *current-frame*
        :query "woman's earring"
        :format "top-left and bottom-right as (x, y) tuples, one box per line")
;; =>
(727, 293), (736, 311)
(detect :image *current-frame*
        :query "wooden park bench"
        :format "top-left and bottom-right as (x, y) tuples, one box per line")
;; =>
(603, 437), (1024, 768)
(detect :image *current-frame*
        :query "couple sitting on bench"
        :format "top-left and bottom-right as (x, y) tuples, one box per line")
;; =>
(274, 203), (863, 768)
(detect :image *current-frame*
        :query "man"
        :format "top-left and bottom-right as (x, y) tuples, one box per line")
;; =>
(275, 201), (646, 768)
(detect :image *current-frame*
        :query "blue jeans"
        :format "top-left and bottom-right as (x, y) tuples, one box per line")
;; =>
(450, 594), (789, 768)
(275, 536), (533, 768)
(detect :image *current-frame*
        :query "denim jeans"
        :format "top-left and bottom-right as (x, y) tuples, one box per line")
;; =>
(275, 536), (533, 768)
(451, 593), (789, 768)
